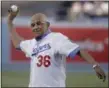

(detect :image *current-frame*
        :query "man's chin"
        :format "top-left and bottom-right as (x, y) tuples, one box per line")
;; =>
(35, 32), (43, 37)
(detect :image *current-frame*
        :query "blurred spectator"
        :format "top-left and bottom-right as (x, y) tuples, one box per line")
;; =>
(83, 1), (108, 19)
(67, 2), (83, 21)
(57, 1), (108, 21)
(56, 1), (73, 21)
(98, 1), (108, 16)
(2, 1), (108, 22)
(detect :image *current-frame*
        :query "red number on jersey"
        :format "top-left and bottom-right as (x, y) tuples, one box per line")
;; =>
(36, 55), (43, 67)
(44, 55), (51, 67)
(36, 55), (51, 67)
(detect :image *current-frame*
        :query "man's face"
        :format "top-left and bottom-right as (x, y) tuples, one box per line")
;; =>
(30, 13), (48, 36)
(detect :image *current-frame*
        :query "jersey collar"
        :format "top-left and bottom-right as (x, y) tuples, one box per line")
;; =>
(35, 29), (51, 41)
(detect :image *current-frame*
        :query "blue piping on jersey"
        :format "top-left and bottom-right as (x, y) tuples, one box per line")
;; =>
(35, 29), (51, 41)
(68, 47), (80, 59)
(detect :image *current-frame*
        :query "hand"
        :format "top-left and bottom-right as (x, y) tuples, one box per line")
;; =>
(93, 65), (106, 82)
(7, 6), (19, 21)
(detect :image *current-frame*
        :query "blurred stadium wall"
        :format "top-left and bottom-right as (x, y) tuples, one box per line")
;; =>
(1, 1), (108, 72)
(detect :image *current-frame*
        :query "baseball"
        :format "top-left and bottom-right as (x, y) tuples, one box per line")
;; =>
(10, 5), (18, 12)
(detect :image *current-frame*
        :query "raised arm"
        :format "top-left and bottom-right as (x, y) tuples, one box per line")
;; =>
(7, 7), (24, 48)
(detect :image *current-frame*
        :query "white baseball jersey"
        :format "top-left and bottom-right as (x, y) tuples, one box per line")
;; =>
(19, 32), (80, 87)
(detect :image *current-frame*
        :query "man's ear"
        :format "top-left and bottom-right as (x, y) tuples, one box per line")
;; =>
(47, 22), (50, 27)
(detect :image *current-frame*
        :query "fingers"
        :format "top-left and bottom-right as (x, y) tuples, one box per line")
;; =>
(8, 9), (11, 13)
(8, 6), (19, 15)
(8, 9), (19, 14)
(102, 73), (106, 82)
(96, 72), (106, 82)
(96, 72), (102, 79)
(7, 9), (19, 21)
(94, 66), (106, 82)
(100, 70), (106, 82)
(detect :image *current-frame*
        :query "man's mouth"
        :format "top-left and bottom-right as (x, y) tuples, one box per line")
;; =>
(33, 28), (41, 32)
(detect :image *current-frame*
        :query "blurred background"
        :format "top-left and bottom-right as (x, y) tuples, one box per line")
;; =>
(1, 1), (108, 87)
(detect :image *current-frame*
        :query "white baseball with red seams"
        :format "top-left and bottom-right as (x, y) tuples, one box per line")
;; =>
(11, 5), (18, 12)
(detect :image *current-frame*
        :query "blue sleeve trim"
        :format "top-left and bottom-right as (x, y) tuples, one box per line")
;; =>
(68, 47), (80, 59)
(16, 45), (21, 50)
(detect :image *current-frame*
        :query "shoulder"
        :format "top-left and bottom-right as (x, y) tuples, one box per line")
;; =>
(20, 38), (35, 45)
(50, 32), (68, 40)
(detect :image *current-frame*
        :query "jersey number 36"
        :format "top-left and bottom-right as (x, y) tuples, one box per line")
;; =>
(36, 55), (51, 67)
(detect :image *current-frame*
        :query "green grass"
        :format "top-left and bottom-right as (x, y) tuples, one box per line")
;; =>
(2, 71), (108, 87)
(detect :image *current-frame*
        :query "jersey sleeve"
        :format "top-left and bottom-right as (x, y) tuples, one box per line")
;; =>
(17, 40), (31, 58)
(57, 34), (80, 58)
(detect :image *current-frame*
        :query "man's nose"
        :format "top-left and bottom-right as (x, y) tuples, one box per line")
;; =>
(37, 25), (42, 29)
